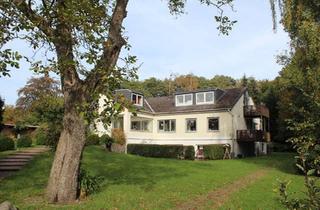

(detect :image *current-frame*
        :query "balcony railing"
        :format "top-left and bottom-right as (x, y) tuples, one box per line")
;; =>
(237, 130), (270, 142)
(244, 105), (270, 118)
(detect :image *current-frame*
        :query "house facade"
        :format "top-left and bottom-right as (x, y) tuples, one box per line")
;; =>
(95, 87), (271, 157)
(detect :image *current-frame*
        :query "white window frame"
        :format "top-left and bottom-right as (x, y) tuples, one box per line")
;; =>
(130, 120), (150, 132)
(186, 118), (197, 132)
(196, 91), (215, 105)
(175, 94), (193, 106)
(158, 119), (176, 132)
(131, 93), (143, 106)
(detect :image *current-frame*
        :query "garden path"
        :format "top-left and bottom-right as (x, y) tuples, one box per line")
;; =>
(176, 168), (269, 210)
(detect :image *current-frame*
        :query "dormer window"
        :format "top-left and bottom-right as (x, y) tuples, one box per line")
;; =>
(131, 93), (143, 106)
(196, 91), (214, 105)
(175, 94), (193, 106)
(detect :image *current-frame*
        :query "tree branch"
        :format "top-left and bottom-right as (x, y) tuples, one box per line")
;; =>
(12, 0), (54, 39)
(85, 0), (129, 93)
(54, 0), (80, 91)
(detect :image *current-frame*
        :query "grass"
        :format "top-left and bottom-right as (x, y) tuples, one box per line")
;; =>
(0, 146), (37, 159)
(0, 149), (17, 159)
(0, 146), (307, 210)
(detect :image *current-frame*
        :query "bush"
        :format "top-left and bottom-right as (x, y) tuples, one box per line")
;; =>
(79, 168), (102, 198)
(184, 146), (195, 160)
(295, 145), (320, 176)
(86, 133), (100, 146)
(0, 135), (15, 151)
(16, 135), (32, 148)
(33, 123), (61, 149)
(271, 142), (293, 152)
(127, 144), (185, 159)
(100, 134), (114, 151)
(46, 123), (62, 150)
(34, 127), (47, 145)
(111, 128), (126, 145)
(203, 144), (225, 160)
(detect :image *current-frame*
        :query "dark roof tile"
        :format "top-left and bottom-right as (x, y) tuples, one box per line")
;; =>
(145, 88), (246, 114)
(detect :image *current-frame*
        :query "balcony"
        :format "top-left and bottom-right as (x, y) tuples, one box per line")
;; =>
(244, 105), (269, 118)
(237, 130), (270, 142)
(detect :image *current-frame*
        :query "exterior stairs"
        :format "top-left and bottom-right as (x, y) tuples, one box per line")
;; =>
(0, 146), (50, 179)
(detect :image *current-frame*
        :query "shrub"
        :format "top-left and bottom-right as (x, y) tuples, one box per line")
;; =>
(34, 127), (47, 145)
(111, 128), (126, 145)
(16, 135), (32, 148)
(203, 144), (225, 160)
(100, 134), (114, 151)
(271, 142), (293, 152)
(79, 168), (102, 198)
(33, 123), (61, 149)
(46, 123), (62, 150)
(184, 146), (195, 160)
(0, 135), (15, 151)
(86, 133), (100, 146)
(295, 145), (320, 176)
(127, 144), (185, 159)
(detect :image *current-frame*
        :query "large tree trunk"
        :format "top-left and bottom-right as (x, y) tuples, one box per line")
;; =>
(46, 102), (86, 203)
(45, 0), (128, 203)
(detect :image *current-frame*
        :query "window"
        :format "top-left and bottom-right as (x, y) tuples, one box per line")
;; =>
(175, 94), (193, 106)
(158, 120), (176, 132)
(131, 93), (143, 106)
(113, 118), (123, 129)
(131, 120), (150, 131)
(208, 117), (219, 131)
(196, 92), (214, 104)
(186, 118), (197, 132)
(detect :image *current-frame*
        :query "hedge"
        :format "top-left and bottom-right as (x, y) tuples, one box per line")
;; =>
(16, 135), (32, 148)
(203, 144), (225, 160)
(127, 144), (195, 160)
(184, 146), (195, 160)
(0, 135), (15, 151)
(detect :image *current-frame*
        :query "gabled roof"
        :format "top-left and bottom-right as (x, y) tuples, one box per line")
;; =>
(144, 87), (246, 114)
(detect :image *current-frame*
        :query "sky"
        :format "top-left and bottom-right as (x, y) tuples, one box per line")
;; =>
(0, 0), (290, 105)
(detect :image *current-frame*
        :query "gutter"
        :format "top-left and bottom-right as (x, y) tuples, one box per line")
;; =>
(227, 108), (236, 156)
(136, 107), (231, 116)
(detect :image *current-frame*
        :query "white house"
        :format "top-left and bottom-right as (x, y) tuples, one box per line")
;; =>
(96, 87), (271, 157)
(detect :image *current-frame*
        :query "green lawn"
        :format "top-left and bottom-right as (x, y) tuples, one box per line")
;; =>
(0, 150), (17, 159)
(0, 146), (306, 210)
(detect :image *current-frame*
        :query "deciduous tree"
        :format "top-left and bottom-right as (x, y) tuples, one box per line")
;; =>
(0, 97), (4, 131)
(16, 75), (61, 109)
(0, 0), (236, 203)
(271, 0), (320, 209)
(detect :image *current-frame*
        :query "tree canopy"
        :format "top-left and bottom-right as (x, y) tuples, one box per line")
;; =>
(0, 0), (239, 203)
(0, 97), (4, 130)
(16, 75), (61, 109)
(269, 1), (320, 208)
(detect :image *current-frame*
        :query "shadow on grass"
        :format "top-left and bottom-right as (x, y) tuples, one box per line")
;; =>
(81, 146), (187, 191)
(237, 152), (299, 175)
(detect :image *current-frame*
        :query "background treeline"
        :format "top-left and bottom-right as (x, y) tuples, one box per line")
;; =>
(0, 68), (313, 148)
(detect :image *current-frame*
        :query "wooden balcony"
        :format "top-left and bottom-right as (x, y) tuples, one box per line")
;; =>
(244, 105), (269, 118)
(237, 130), (270, 142)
